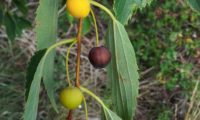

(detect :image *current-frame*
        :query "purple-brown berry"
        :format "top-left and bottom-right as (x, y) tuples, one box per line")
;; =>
(88, 46), (111, 68)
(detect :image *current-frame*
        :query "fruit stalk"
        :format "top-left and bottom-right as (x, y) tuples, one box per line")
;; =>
(66, 110), (73, 120)
(75, 18), (83, 87)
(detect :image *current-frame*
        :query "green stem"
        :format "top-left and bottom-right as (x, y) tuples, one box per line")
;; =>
(42, 38), (76, 75)
(83, 96), (88, 120)
(90, 1), (116, 22)
(80, 86), (108, 110)
(45, 38), (76, 57)
(65, 41), (77, 87)
(91, 9), (99, 46)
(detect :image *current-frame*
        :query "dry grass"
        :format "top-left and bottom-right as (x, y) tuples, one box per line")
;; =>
(1, 0), (200, 120)
(185, 80), (200, 120)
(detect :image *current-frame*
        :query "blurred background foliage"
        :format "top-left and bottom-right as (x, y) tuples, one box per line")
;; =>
(130, 0), (200, 92)
(0, 0), (31, 41)
(0, 0), (200, 120)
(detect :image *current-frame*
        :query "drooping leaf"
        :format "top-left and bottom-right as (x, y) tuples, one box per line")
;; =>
(104, 109), (122, 120)
(114, 0), (153, 25)
(25, 49), (47, 100)
(13, 0), (28, 15)
(36, 0), (59, 112)
(106, 20), (139, 120)
(114, 0), (140, 25)
(24, 38), (75, 120)
(36, 0), (59, 49)
(24, 47), (56, 120)
(24, 58), (45, 120)
(4, 12), (16, 41)
(188, 0), (200, 13)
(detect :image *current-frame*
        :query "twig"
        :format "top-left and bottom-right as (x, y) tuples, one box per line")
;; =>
(66, 110), (73, 120)
(75, 18), (83, 87)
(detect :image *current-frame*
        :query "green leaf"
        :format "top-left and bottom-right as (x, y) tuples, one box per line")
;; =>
(114, 0), (140, 24)
(25, 49), (47, 100)
(36, 0), (59, 112)
(36, 0), (59, 49)
(24, 46), (58, 120)
(13, 0), (28, 15)
(188, 0), (200, 13)
(114, 0), (153, 25)
(104, 109), (122, 120)
(24, 58), (45, 120)
(24, 36), (75, 120)
(4, 12), (16, 41)
(79, 86), (122, 120)
(66, 11), (74, 24)
(106, 20), (139, 120)
(82, 17), (91, 35)
(15, 16), (32, 35)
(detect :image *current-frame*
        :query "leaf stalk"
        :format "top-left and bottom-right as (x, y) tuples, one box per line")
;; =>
(90, 1), (117, 22)
(91, 9), (99, 46)
(66, 41), (77, 87)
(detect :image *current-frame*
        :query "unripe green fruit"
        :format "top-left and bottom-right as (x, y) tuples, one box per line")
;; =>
(59, 87), (83, 109)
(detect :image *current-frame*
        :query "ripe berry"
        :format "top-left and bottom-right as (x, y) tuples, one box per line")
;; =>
(59, 87), (83, 109)
(88, 46), (111, 68)
(66, 0), (90, 18)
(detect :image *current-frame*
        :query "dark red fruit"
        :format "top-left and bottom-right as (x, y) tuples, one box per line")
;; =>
(88, 46), (111, 68)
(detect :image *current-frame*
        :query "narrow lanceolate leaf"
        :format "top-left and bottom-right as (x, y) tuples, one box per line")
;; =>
(114, 0), (153, 25)
(24, 39), (75, 120)
(25, 49), (47, 100)
(24, 58), (46, 120)
(114, 0), (141, 25)
(36, 0), (59, 112)
(4, 12), (16, 41)
(188, 0), (200, 13)
(104, 109), (122, 120)
(106, 20), (139, 120)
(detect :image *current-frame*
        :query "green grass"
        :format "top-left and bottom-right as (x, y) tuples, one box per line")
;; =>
(0, 42), (26, 120)
(0, 0), (200, 119)
(130, 0), (200, 91)
(128, 0), (200, 119)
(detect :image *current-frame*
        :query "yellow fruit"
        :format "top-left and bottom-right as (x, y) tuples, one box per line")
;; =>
(66, 0), (90, 18)
(59, 87), (83, 109)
